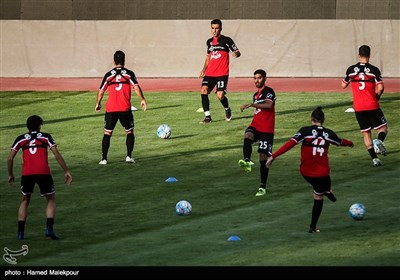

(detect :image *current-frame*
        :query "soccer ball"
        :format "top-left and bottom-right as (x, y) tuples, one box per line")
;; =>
(373, 139), (381, 154)
(175, 200), (192, 216)
(349, 203), (366, 220)
(157, 124), (172, 139)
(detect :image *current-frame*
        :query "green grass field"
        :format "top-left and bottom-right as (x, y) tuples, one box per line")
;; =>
(0, 90), (399, 268)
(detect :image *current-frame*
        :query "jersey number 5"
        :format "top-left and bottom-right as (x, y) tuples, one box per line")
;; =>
(358, 73), (365, 90)
(115, 75), (123, 91)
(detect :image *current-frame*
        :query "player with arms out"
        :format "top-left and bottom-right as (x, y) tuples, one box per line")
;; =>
(267, 107), (354, 233)
(7, 115), (73, 240)
(341, 45), (388, 166)
(199, 19), (241, 124)
(239, 69), (276, 197)
(95, 50), (147, 165)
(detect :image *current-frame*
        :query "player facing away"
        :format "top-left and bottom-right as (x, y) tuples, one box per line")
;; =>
(95, 50), (147, 165)
(266, 107), (354, 233)
(239, 69), (276, 197)
(199, 19), (241, 123)
(341, 45), (388, 167)
(7, 115), (73, 240)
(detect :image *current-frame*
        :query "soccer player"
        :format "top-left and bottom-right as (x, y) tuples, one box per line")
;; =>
(266, 107), (354, 233)
(238, 69), (276, 197)
(95, 50), (147, 164)
(7, 115), (73, 240)
(341, 45), (388, 167)
(199, 19), (241, 123)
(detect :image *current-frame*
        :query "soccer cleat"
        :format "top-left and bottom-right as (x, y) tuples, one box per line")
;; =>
(45, 229), (60, 240)
(99, 159), (107, 165)
(372, 158), (382, 167)
(225, 108), (232, 121)
(238, 159), (255, 172)
(325, 192), (337, 202)
(255, 188), (266, 197)
(309, 228), (320, 233)
(17, 231), (24, 240)
(200, 116), (212, 124)
(375, 140), (387, 156)
(125, 156), (135, 163)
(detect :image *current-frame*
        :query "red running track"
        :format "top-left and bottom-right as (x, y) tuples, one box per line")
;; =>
(0, 77), (399, 93)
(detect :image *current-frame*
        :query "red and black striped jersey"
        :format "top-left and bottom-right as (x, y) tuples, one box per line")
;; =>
(249, 86), (276, 134)
(99, 67), (139, 112)
(342, 62), (383, 111)
(10, 131), (56, 176)
(205, 35), (239, 77)
(275, 125), (343, 177)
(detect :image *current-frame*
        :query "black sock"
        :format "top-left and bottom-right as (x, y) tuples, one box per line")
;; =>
(368, 147), (378, 159)
(102, 134), (111, 160)
(260, 160), (268, 186)
(220, 96), (229, 109)
(46, 218), (54, 230)
(126, 133), (135, 158)
(310, 199), (323, 229)
(378, 132), (386, 142)
(325, 192), (337, 202)
(243, 139), (253, 160)
(201, 94), (210, 112)
(18, 220), (25, 233)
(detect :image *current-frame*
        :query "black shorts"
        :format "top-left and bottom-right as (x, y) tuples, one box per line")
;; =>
(21, 175), (55, 196)
(104, 110), (134, 133)
(201, 76), (229, 93)
(303, 176), (331, 196)
(245, 126), (274, 155)
(355, 108), (387, 132)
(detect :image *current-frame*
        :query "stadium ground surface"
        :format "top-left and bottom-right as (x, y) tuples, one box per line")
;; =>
(1, 77), (399, 92)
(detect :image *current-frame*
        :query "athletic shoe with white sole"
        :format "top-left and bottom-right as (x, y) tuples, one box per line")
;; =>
(372, 158), (382, 167)
(225, 108), (232, 121)
(125, 156), (135, 163)
(255, 187), (266, 197)
(99, 159), (107, 165)
(375, 139), (387, 156)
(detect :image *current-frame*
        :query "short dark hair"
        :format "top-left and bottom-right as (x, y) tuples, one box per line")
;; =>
(26, 115), (43, 131)
(211, 19), (222, 28)
(359, 45), (371, 58)
(311, 106), (325, 124)
(254, 69), (267, 78)
(114, 50), (125, 65)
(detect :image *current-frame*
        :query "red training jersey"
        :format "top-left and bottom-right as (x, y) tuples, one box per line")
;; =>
(272, 125), (344, 177)
(10, 131), (56, 176)
(99, 67), (139, 112)
(205, 35), (239, 77)
(249, 86), (276, 134)
(342, 62), (383, 111)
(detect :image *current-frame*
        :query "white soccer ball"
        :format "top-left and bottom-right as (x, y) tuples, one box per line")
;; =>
(349, 203), (366, 220)
(373, 139), (381, 154)
(157, 124), (172, 139)
(175, 200), (192, 216)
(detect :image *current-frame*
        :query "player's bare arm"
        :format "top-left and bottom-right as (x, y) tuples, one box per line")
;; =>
(199, 55), (209, 78)
(376, 83), (384, 98)
(51, 146), (72, 185)
(95, 90), (105, 112)
(134, 85), (147, 111)
(341, 80), (349, 89)
(7, 149), (17, 185)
